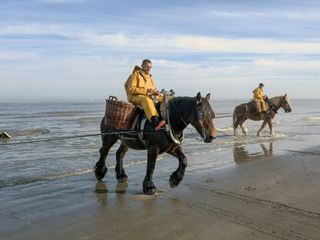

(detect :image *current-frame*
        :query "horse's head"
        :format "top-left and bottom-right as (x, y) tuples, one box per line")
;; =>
(191, 92), (217, 143)
(280, 94), (292, 113)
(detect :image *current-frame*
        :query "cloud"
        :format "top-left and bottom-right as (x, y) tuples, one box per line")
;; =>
(36, 0), (87, 3)
(0, 51), (40, 61)
(1, 54), (319, 99)
(0, 24), (71, 37)
(174, 36), (320, 54)
(2, 23), (320, 54)
(84, 33), (320, 54)
(209, 10), (320, 20)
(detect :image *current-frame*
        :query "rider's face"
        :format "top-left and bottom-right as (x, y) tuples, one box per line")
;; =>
(142, 62), (152, 74)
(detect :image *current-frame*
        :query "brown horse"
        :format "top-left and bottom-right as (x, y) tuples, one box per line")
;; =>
(94, 92), (217, 195)
(233, 94), (292, 136)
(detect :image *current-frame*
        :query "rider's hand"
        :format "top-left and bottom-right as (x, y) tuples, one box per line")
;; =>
(147, 88), (152, 96)
(147, 89), (159, 96)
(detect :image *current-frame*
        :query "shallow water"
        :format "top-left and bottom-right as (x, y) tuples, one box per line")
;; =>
(0, 98), (319, 189)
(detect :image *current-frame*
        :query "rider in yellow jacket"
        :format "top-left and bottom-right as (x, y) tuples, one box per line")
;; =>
(124, 59), (165, 130)
(253, 83), (269, 112)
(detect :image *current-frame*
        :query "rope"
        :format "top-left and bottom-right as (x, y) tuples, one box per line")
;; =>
(215, 115), (233, 119)
(0, 129), (160, 146)
(1, 115), (233, 146)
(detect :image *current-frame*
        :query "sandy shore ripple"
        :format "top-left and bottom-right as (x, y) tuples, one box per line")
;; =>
(1, 147), (320, 240)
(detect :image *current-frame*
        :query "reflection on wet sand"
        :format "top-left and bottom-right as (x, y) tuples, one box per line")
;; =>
(95, 180), (129, 205)
(95, 181), (108, 205)
(115, 182), (128, 194)
(233, 142), (273, 164)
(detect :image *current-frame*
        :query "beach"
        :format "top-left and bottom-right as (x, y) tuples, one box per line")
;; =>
(1, 99), (320, 239)
(1, 146), (320, 240)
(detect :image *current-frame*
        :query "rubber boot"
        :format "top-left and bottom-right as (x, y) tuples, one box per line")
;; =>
(151, 116), (165, 131)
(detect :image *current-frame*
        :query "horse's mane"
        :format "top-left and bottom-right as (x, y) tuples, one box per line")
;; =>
(168, 95), (215, 124)
(269, 95), (284, 105)
(169, 96), (196, 110)
(168, 96), (196, 122)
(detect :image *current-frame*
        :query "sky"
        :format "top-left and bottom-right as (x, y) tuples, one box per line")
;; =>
(0, 0), (320, 100)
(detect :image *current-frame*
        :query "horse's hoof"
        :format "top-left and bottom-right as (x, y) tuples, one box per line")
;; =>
(143, 181), (157, 195)
(169, 172), (183, 188)
(95, 166), (108, 180)
(116, 172), (128, 183)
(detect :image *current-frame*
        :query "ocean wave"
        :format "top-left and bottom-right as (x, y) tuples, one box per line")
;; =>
(7, 111), (90, 119)
(304, 116), (320, 121)
(217, 127), (234, 132)
(0, 169), (93, 189)
(12, 128), (50, 137)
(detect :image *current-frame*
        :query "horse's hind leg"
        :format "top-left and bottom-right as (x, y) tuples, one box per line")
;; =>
(239, 119), (248, 135)
(233, 115), (241, 136)
(168, 145), (187, 188)
(257, 120), (267, 136)
(143, 145), (159, 195)
(266, 117), (275, 136)
(115, 143), (129, 183)
(94, 134), (118, 181)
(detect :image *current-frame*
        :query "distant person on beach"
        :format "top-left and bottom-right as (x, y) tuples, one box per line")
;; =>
(124, 59), (165, 130)
(252, 83), (269, 112)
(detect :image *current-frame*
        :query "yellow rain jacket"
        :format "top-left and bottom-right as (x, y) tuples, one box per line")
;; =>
(253, 87), (268, 112)
(124, 66), (163, 121)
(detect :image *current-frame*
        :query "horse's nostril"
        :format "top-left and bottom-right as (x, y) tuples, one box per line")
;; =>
(209, 135), (216, 140)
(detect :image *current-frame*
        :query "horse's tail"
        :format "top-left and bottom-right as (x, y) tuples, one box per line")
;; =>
(232, 109), (237, 128)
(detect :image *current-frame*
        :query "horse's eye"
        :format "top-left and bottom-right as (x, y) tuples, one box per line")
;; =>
(198, 110), (204, 119)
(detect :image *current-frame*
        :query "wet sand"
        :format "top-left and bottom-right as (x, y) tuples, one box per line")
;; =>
(1, 146), (320, 240)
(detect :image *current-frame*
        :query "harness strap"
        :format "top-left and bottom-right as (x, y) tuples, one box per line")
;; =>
(161, 92), (184, 145)
(138, 117), (148, 146)
(267, 99), (278, 114)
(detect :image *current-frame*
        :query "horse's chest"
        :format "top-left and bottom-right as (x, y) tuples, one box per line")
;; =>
(119, 134), (147, 150)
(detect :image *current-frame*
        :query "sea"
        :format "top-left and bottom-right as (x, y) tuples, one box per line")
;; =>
(0, 98), (319, 189)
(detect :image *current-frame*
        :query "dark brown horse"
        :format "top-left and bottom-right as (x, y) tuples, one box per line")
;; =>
(233, 94), (292, 136)
(94, 92), (217, 195)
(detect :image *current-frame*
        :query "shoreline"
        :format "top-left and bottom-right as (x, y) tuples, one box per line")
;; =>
(1, 146), (320, 240)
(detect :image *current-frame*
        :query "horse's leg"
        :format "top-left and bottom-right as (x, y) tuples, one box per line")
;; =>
(115, 143), (129, 183)
(257, 120), (268, 136)
(233, 115), (241, 136)
(94, 134), (118, 181)
(266, 117), (275, 136)
(239, 118), (248, 135)
(168, 145), (187, 188)
(143, 145), (159, 195)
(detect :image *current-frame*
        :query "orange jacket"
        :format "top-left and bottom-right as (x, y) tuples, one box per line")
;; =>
(124, 66), (157, 101)
(253, 87), (265, 100)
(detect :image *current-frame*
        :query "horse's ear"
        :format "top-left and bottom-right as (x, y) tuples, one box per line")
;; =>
(196, 92), (201, 104)
(206, 93), (211, 101)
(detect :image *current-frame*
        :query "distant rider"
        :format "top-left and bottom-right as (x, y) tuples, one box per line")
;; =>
(124, 59), (165, 130)
(252, 83), (269, 112)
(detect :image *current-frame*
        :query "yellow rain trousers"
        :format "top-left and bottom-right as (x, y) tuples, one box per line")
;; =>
(124, 66), (163, 121)
(252, 87), (269, 112)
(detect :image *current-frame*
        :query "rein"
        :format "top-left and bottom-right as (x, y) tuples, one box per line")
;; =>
(269, 96), (283, 114)
(167, 100), (189, 143)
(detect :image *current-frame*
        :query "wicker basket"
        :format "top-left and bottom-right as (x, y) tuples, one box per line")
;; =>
(105, 96), (137, 130)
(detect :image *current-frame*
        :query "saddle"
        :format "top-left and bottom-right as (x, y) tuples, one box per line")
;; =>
(246, 99), (262, 114)
(135, 89), (182, 146)
(133, 89), (175, 131)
